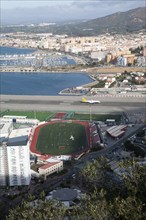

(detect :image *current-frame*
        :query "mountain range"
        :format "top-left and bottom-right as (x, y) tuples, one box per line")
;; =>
(1, 7), (146, 35)
(77, 7), (145, 35)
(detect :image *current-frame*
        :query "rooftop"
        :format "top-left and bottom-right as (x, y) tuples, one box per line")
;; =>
(52, 188), (78, 201)
(9, 127), (32, 138)
(7, 135), (28, 146)
(39, 161), (61, 170)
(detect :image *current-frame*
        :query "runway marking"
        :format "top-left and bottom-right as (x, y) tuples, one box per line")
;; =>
(59, 103), (71, 105)
(94, 94), (145, 98)
(63, 101), (74, 103)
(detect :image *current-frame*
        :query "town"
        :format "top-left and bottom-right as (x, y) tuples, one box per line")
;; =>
(0, 32), (146, 68)
(0, 3), (146, 220)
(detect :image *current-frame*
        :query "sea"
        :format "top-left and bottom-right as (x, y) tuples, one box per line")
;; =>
(0, 46), (36, 55)
(0, 46), (93, 95)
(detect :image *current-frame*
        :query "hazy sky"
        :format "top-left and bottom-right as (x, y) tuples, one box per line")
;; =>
(1, 0), (145, 10)
(1, 0), (145, 25)
(1, 0), (71, 9)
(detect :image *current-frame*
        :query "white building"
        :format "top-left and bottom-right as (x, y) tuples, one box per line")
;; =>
(0, 122), (13, 138)
(0, 136), (31, 186)
(39, 161), (63, 178)
(7, 145), (31, 186)
(117, 56), (127, 66)
(0, 116), (38, 186)
(90, 51), (107, 61)
(0, 143), (8, 186)
(137, 56), (146, 67)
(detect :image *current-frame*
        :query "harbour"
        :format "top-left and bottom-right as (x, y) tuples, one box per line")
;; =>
(0, 71), (93, 95)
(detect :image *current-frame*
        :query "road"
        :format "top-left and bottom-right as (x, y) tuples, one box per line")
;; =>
(0, 94), (145, 114)
(75, 123), (146, 168)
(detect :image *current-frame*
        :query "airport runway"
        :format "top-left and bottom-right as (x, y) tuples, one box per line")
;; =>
(0, 94), (145, 114)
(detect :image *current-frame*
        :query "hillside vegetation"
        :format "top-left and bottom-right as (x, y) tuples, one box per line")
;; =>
(1, 7), (145, 35)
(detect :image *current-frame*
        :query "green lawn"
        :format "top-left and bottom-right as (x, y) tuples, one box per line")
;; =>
(36, 122), (88, 155)
(1, 110), (121, 123)
(72, 113), (121, 122)
(0, 110), (54, 121)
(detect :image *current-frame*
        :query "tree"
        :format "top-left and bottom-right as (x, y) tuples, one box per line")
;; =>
(111, 160), (146, 219)
(112, 194), (146, 220)
(6, 159), (146, 220)
(6, 199), (67, 220)
(80, 158), (146, 219)
(81, 157), (113, 191)
(120, 160), (146, 201)
(80, 189), (111, 220)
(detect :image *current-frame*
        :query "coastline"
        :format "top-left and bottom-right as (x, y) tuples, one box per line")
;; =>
(1, 46), (145, 96)
(1, 65), (145, 96)
(0, 71), (94, 96)
(1, 45), (145, 74)
(0, 65), (145, 74)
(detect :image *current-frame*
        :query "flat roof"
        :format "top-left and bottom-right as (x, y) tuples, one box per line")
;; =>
(7, 135), (28, 146)
(106, 119), (115, 122)
(9, 127), (32, 138)
(52, 188), (78, 201)
(0, 137), (8, 143)
(0, 122), (12, 137)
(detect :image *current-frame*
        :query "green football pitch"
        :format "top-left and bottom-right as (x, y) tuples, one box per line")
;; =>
(36, 122), (88, 155)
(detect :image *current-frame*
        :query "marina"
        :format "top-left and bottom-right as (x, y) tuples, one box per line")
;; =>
(0, 53), (76, 67)
(0, 46), (76, 68)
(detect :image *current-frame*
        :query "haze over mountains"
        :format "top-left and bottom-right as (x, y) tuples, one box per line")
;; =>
(1, 7), (146, 35)
(71, 7), (146, 35)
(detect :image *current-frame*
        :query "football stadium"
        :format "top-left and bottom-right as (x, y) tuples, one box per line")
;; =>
(30, 120), (91, 158)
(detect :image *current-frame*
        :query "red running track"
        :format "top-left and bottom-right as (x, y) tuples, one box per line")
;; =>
(30, 120), (91, 157)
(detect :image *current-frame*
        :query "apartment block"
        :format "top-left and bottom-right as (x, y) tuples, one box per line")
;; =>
(0, 136), (31, 186)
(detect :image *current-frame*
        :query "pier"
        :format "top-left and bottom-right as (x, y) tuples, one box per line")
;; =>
(0, 66), (36, 72)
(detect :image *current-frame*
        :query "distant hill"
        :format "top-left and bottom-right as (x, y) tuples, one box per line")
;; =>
(74, 7), (146, 35)
(1, 7), (146, 35)
(54, 7), (146, 36)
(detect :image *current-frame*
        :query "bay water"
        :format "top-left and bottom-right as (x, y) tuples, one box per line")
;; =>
(0, 47), (93, 95)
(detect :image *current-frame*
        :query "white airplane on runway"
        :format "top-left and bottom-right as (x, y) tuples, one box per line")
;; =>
(81, 97), (101, 104)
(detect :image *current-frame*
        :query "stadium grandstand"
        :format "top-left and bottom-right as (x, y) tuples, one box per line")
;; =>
(106, 125), (127, 138)
(52, 112), (67, 120)
(90, 123), (101, 145)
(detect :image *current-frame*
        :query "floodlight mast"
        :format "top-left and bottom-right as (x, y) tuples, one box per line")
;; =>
(89, 105), (92, 149)
(89, 106), (92, 122)
(34, 111), (36, 119)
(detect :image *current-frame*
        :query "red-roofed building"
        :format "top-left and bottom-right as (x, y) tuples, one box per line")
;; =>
(106, 125), (127, 138)
(38, 155), (52, 162)
(38, 161), (63, 177)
